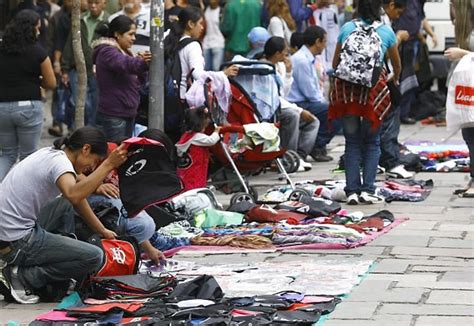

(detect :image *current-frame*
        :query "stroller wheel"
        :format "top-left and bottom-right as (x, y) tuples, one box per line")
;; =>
(249, 186), (258, 201)
(230, 192), (255, 205)
(288, 188), (312, 201)
(281, 151), (300, 174)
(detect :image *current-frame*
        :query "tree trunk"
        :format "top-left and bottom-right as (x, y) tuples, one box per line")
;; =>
(72, 0), (86, 129)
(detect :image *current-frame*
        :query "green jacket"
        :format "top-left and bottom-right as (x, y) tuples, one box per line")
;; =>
(220, 0), (261, 55)
(61, 11), (109, 75)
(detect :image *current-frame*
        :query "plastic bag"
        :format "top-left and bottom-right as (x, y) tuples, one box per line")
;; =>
(446, 53), (474, 131)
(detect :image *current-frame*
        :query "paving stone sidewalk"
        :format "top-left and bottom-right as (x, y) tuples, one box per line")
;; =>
(0, 114), (473, 325)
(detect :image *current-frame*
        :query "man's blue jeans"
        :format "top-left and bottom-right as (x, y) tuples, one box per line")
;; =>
(0, 198), (103, 292)
(462, 127), (474, 179)
(343, 116), (381, 196)
(69, 70), (99, 126)
(279, 107), (320, 158)
(204, 47), (225, 71)
(0, 100), (43, 181)
(95, 112), (135, 141)
(295, 101), (339, 150)
(379, 106), (401, 170)
(399, 39), (420, 119)
(399, 88), (417, 119)
(88, 195), (155, 244)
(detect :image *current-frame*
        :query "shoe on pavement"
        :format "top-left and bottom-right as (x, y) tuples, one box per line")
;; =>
(310, 148), (333, 162)
(400, 117), (416, 125)
(376, 165), (386, 174)
(0, 263), (15, 303)
(346, 193), (359, 205)
(387, 165), (414, 179)
(358, 191), (384, 204)
(47, 125), (63, 137)
(297, 158), (312, 172)
(2, 265), (40, 304)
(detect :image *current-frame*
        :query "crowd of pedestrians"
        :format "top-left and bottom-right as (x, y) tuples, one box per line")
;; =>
(1, 0), (470, 191)
(1, 0), (470, 203)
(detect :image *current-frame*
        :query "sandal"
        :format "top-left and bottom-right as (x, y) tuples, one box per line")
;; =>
(454, 179), (474, 195)
(461, 188), (474, 198)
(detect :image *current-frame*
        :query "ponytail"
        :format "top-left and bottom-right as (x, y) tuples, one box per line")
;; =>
(96, 15), (135, 38)
(164, 6), (203, 58)
(53, 126), (108, 157)
(95, 22), (111, 38)
(53, 136), (70, 149)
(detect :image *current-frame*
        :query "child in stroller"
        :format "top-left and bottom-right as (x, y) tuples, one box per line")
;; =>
(176, 107), (221, 192)
(204, 61), (303, 203)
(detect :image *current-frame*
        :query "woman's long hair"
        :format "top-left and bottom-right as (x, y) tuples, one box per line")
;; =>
(267, 0), (296, 32)
(53, 126), (108, 157)
(164, 6), (203, 58)
(0, 9), (40, 55)
(453, 0), (473, 50)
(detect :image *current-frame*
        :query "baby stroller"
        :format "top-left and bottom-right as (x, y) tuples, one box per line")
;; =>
(202, 61), (306, 204)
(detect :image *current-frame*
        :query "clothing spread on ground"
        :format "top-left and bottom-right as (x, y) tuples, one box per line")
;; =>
(404, 141), (470, 172)
(138, 189), (405, 255)
(32, 259), (372, 325)
(378, 179), (434, 202)
(261, 179), (433, 204)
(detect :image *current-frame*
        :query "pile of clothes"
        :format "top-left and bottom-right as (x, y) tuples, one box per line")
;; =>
(148, 194), (397, 253)
(404, 141), (470, 173)
(31, 271), (346, 325)
(378, 179), (434, 202)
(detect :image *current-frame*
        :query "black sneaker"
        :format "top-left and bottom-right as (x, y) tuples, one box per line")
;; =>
(0, 266), (15, 303)
(310, 148), (333, 162)
(400, 117), (416, 125)
(2, 265), (40, 304)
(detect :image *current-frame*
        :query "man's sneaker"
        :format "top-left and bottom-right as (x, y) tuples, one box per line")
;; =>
(347, 193), (359, 205)
(297, 158), (312, 172)
(0, 264), (15, 303)
(359, 191), (384, 204)
(2, 265), (40, 304)
(387, 165), (414, 179)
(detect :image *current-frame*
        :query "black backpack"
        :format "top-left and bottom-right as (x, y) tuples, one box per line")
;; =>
(164, 37), (200, 140)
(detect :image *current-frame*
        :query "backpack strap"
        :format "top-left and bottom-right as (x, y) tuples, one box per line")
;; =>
(353, 19), (384, 30)
(371, 20), (384, 30)
(353, 19), (362, 28)
(177, 37), (200, 52)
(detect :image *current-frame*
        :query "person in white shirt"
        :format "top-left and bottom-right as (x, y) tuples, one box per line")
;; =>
(109, 0), (150, 53)
(202, 0), (225, 71)
(0, 127), (127, 304)
(267, 0), (296, 45)
(312, 1), (339, 70)
(164, 6), (238, 99)
(263, 36), (319, 171)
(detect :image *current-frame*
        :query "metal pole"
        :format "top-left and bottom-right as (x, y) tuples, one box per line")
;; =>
(149, 0), (165, 129)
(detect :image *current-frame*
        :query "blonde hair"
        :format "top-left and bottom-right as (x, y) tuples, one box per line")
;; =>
(267, 0), (296, 32)
(453, 0), (472, 49)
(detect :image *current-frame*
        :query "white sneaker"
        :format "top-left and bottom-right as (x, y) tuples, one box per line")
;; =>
(347, 193), (359, 205)
(297, 158), (312, 172)
(377, 165), (386, 174)
(3, 265), (40, 304)
(387, 165), (414, 179)
(359, 191), (384, 204)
